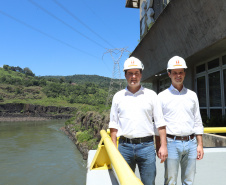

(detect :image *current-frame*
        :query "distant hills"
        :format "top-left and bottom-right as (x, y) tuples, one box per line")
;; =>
(43, 74), (153, 89)
(0, 65), (152, 110)
(43, 74), (127, 89)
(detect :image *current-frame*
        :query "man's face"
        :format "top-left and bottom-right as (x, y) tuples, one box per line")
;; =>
(125, 68), (142, 88)
(168, 68), (186, 86)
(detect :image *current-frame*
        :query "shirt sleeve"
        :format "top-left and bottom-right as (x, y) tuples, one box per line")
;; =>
(152, 93), (166, 131)
(108, 95), (119, 129)
(193, 93), (204, 134)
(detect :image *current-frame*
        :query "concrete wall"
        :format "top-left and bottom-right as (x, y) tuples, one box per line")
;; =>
(203, 133), (226, 147)
(131, 0), (226, 88)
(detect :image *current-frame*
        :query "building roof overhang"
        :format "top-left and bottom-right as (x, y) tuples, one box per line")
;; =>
(130, 0), (226, 82)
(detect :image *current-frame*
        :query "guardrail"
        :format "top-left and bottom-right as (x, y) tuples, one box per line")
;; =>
(89, 127), (226, 185)
(90, 130), (143, 185)
(204, 127), (226, 133)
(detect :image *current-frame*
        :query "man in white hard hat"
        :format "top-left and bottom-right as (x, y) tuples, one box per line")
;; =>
(109, 56), (168, 185)
(157, 56), (204, 185)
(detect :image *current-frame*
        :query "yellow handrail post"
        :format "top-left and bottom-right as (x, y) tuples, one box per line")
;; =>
(89, 130), (143, 185)
(100, 130), (143, 185)
(89, 137), (111, 170)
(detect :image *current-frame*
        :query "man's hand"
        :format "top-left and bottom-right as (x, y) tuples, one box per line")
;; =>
(158, 144), (168, 163)
(110, 128), (118, 148)
(157, 126), (168, 163)
(196, 135), (204, 160)
(197, 145), (204, 160)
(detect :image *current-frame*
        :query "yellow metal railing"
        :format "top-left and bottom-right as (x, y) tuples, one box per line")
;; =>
(89, 127), (226, 185)
(204, 127), (226, 133)
(90, 130), (143, 185)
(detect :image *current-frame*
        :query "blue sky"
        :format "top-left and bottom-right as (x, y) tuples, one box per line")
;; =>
(0, 0), (140, 78)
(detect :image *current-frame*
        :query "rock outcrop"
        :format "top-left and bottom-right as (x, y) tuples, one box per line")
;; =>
(0, 103), (77, 119)
(65, 110), (110, 160)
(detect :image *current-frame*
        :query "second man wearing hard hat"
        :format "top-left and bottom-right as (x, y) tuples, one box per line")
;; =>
(157, 56), (204, 185)
(109, 56), (168, 185)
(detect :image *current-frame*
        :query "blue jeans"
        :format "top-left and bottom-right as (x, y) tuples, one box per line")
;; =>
(118, 139), (156, 185)
(164, 137), (197, 185)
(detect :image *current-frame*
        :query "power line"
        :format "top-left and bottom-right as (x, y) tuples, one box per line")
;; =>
(52, 0), (116, 49)
(81, 0), (124, 45)
(0, 10), (99, 59)
(103, 48), (130, 107)
(28, 0), (106, 49)
(82, 0), (113, 31)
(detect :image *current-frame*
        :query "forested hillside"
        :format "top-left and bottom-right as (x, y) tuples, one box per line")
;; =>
(0, 65), (110, 111)
(44, 74), (119, 89)
(0, 65), (153, 111)
(44, 74), (153, 90)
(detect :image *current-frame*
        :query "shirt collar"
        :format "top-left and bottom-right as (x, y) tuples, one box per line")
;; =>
(169, 84), (187, 93)
(125, 85), (144, 95)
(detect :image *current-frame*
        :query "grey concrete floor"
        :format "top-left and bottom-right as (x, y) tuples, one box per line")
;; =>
(87, 148), (226, 185)
(152, 147), (226, 185)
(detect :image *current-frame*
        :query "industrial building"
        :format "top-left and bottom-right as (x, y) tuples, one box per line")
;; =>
(126, 0), (226, 122)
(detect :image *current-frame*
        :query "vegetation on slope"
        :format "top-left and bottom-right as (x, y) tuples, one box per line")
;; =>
(0, 65), (110, 111)
(0, 64), (153, 109)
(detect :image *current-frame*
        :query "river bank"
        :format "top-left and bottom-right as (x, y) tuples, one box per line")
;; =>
(63, 111), (110, 160)
(0, 103), (76, 120)
(62, 125), (90, 160)
(0, 117), (50, 122)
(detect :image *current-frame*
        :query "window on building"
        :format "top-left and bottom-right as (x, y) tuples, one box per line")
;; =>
(196, 55), (226, 120)
(200, 109), (208, 123)
(197, 76), (206, 107)
(196, 64), (205, 74)
(210, 109), (222, 118)
(223, 69), (226, 105)
(222, 55), (226, 65)
(208, 58), (219, 70)
(209, 71), (221, 107)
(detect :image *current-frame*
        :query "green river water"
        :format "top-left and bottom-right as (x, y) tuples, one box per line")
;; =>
(0, 120), (86, 185)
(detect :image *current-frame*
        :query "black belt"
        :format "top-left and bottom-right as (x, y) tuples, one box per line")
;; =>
(167, 134), (195, 141)
(120, 136), (153, 144)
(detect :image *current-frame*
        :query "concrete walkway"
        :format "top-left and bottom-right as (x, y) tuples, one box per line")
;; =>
(146, 147), (226, 185)
(87, 147), (226, 185)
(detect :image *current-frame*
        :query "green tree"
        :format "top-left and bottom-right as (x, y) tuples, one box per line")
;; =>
(60, 77), (66, 83)
(24, 67), (35, 77)
(3, 65), (10, 70)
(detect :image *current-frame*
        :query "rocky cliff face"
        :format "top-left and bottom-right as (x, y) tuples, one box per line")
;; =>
(65, 110), (110, 160)
(0, 103), (77, 119)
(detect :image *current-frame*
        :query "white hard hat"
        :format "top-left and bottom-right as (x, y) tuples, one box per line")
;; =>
(167, 56), (187, 70)
(123, 56), (144, 71)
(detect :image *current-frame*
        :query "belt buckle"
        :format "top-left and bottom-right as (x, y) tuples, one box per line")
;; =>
(131, 138), (140, 144)
(181, 136), (188, 140)
(133, 138), (139, 144)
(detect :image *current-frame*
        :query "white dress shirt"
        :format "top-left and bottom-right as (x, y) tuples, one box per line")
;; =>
(109, 86), (166, 138)
(158, 84), (204, 136)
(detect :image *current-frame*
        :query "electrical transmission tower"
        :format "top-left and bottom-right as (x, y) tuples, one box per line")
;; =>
(103, 48), (130, 107)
